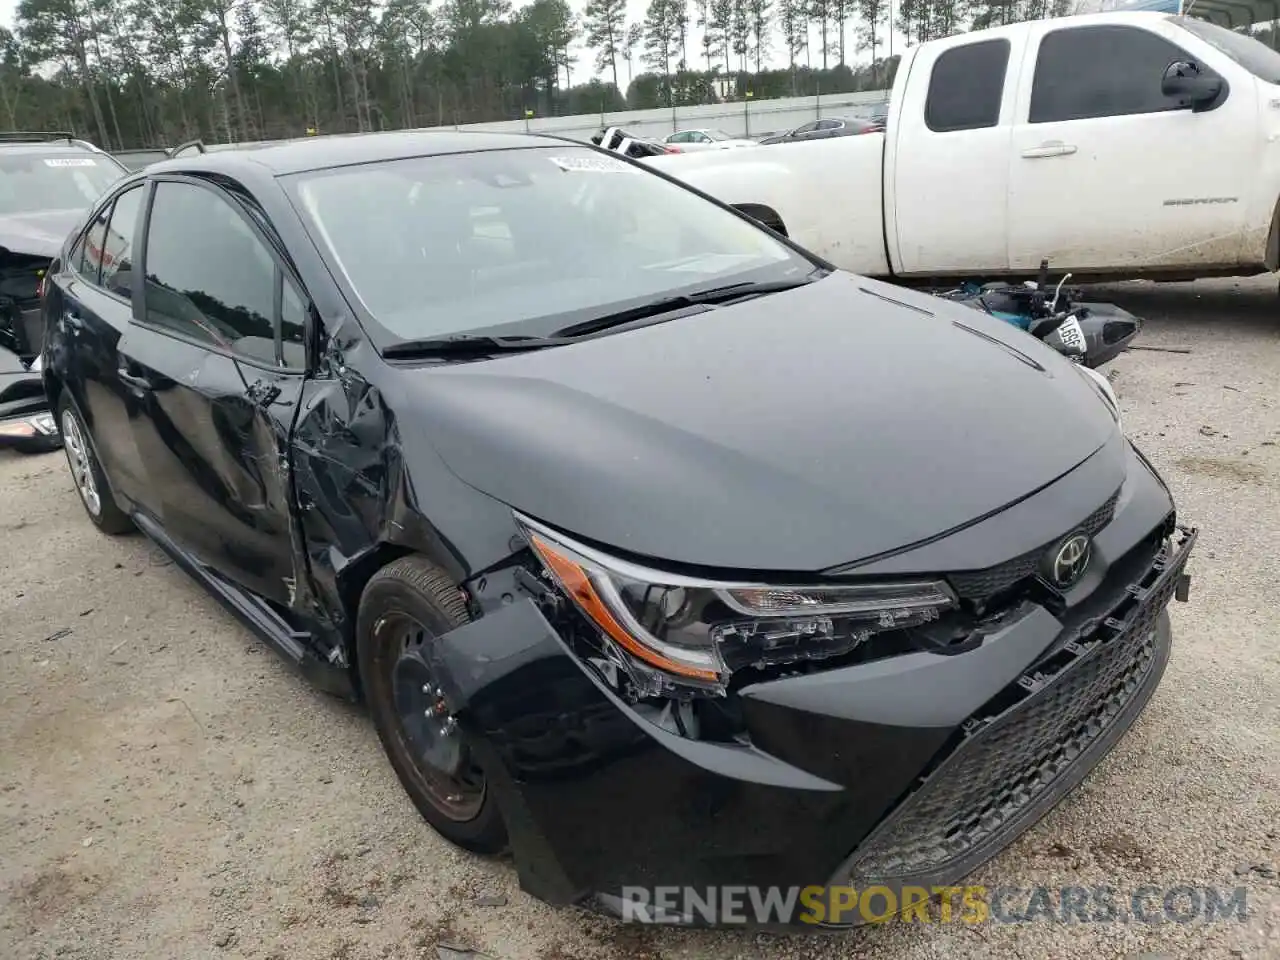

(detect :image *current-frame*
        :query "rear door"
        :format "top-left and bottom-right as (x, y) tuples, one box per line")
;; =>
(120, 175), (310, 607)
(47, 183), (152, 506)
(889, 32), (1021, 274)
(1007, 20), (1255, 272)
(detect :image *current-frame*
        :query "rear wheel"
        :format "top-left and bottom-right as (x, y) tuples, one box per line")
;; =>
(357, 555), (508, 853)
(56, 395), (133, 534)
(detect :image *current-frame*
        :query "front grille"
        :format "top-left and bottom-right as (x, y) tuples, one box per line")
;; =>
(948, 489), (1121, 602)
(840, 526), (1194, 884)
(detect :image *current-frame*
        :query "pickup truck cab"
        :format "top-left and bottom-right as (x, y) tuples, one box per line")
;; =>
(645, 12), (1280, 283)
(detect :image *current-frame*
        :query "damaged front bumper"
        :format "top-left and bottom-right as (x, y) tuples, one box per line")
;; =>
(429, 459), (1195, 929)
(0, 350), (57, 452)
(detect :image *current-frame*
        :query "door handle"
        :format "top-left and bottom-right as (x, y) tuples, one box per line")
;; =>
(1021, 141), (1078, 159)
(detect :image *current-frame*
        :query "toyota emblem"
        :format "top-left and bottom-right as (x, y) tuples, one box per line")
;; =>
(1048, 533), (1092, 589)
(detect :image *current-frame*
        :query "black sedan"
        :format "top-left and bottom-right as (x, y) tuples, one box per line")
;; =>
(40, 130), (1194, 927)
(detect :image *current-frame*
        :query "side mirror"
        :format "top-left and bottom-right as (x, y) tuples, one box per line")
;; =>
(1162, 60), (1223, 110)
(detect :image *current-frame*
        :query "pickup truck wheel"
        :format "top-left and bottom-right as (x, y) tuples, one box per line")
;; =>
(56, 395), (133, 535)
(357, 556), (508, 855)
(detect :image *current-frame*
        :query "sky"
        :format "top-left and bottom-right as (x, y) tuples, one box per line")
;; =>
(0, 0), (913, 83)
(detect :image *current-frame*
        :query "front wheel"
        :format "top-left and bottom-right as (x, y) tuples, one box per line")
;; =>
(357, 555), (508, 854)
(56, 395), (133, 535)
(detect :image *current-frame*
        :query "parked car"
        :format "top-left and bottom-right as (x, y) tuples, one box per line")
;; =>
(0, 132), (129, 362)
(41, 129), (1194, 927)
(646, 11), (1280, 285)
(758, 117), (881, 144)
(0, 132), (128, 453)
(663, 128), (758, 150)
(0, 348), (58, 451)
(864, 100), (890, 131)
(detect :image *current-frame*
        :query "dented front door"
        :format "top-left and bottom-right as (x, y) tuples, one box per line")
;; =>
(121, 174), (309, 607)
(119, 329), (304, 607)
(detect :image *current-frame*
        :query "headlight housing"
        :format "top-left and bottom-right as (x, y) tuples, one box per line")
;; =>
(1075, 363), (1122, 431)
(516, 514), (956, 692)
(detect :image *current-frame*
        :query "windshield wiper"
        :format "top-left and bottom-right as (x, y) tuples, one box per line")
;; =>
(552, 275), (823, 339)
(382, 334), (570, 359)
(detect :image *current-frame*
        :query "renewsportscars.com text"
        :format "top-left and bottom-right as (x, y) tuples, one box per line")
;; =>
(618, 884), (1251, 926)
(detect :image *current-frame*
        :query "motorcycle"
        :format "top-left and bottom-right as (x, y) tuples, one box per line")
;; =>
(935, 260), (1142, 369)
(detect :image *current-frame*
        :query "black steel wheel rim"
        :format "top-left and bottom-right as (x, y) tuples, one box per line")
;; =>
(378, 611), (486, 822)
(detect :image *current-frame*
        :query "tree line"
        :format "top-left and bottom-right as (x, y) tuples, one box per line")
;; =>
(0, 0), (1131, 150)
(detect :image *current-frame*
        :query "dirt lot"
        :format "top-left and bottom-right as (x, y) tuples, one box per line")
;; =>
(1, 278), (1278, 960)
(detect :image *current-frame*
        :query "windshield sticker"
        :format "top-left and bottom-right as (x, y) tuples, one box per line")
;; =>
(43, 158), (98, 167)
(548, 155), (637, 174)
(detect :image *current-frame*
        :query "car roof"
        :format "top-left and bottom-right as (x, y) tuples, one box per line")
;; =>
(144, 129), (586, 178)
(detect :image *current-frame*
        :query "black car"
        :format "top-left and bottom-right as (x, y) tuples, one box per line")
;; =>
(41, 130), (1195, 928)
(0, 133), (128, 451)
(759, 117), (881, 144)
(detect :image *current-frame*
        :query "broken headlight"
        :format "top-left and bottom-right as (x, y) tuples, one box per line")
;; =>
(517, 514), (956, 692)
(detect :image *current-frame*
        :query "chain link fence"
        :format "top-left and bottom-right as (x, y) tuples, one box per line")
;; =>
(459, 91), (891, 144)
(112, 89), (892, 163)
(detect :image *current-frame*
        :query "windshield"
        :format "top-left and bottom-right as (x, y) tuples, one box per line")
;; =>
(1171, 16), (1280, 84)
(287, 146), (814, 346)
(0, 152), (123, 216)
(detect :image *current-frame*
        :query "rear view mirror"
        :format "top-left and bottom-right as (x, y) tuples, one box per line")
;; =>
(1162, 60), (1223, 110)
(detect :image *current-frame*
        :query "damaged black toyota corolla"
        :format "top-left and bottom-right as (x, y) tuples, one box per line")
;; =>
(41, 131), (1195, 927)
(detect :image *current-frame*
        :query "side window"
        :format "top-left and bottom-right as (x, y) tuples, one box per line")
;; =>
(99, 186), (143, 299)
(142, 180), (297, 366)
(925, 38), (1011, 132)
(280, 277), (307, 369)
(669, 132), (688, 143)
(818, 119), (841, 130)
(68, 234), (89, 281)
(80, 202), (111, 283)
(794, 121), (819, 135)
(1030, 25), (1203, 122)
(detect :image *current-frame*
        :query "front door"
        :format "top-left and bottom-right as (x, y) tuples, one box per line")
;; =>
(120, 175), (310, 608)
(1007, 20), (1256, 272)
(890, 34), (1017, 275)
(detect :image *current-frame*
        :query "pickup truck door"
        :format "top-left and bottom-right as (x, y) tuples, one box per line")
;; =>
(1007, 20), (1255, 273)
(889, 32), (1022, 274)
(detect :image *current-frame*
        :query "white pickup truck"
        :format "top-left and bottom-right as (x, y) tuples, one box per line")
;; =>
(643, 11), (1280, 283)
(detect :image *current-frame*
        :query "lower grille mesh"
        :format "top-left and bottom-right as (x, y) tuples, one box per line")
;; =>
(842, 527), (1193, 883)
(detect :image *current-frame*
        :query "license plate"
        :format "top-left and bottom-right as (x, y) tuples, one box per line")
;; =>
(1057, 315), (1086, 353)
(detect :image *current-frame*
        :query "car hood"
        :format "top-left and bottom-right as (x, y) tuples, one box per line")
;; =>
(405, 272), (1121, 573)
(0, 209), (84, 258)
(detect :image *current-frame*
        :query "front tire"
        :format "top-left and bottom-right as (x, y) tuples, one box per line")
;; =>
(56, 395), (133, 535)
(357, 555), (508, 854)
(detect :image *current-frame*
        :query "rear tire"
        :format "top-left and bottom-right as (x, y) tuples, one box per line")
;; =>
(357, 555), (508, 854)
(56, 394), (133, 535)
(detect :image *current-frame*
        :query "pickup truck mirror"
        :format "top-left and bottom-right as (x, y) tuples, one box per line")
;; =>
(1161, 60), (1223, 110)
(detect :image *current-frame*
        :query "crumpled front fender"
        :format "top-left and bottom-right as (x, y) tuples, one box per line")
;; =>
(427, 597), (845, 907)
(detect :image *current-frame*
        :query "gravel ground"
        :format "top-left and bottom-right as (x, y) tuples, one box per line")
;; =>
(1, 277), (1277, 960)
